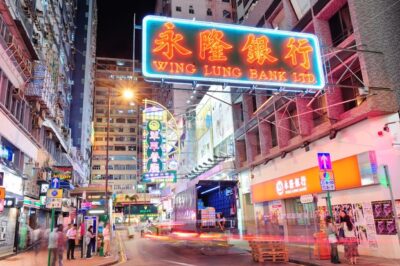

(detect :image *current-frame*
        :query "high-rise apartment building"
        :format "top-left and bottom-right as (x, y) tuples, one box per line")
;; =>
(0, 0), (84, 256)
(70, 0), (97, 184)
(91, 58), (140, 194)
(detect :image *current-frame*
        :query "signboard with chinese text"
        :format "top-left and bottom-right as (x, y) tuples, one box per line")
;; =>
(45, 197), (62, 208)
(52, 166), (72, 180)
(143, 16), (325, 90)
(319, 171), (336, 191)
(142, 106), (177, 183)
(252, 154), (362, 203)
(0, 187), (5, 199)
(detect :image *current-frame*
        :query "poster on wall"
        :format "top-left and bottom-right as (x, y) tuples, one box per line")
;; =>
(371, 200), (397, 235)
(319, 202), (378, 249)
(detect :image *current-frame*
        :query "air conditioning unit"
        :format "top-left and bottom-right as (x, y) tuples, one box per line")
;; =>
(358, 86), (369, 96)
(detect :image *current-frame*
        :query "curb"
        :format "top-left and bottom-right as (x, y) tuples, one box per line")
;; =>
(97, 255), (119, 266)
(289, 258), (321, 266)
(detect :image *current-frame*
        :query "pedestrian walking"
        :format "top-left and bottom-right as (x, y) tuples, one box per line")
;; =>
(66, 224), (77, 260)
(56, 225), (66, 266)
(325, 215), (341, 264)
(86, 225), (95, 259)
(103, 223), (111, 257)
(341, 213), (359, 264)
(48, 227), (58, 266)
(33, 226), (42, 255)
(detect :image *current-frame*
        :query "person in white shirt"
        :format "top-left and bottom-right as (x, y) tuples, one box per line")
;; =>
(48, 225), (60, 266)
(66, 224), (77, 260)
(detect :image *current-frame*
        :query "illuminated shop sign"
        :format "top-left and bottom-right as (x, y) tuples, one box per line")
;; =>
(142, 107), (177, 183)
(143, 16), (325, 90)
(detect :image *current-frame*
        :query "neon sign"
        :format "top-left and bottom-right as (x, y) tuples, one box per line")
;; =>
(142, 106), (177, 183)
(143, 16), (325, 90)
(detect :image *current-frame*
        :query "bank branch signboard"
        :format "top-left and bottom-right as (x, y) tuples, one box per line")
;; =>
(142, 16), (325, 90)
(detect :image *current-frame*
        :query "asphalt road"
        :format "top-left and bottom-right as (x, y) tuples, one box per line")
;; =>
(118, 231), (301, 266)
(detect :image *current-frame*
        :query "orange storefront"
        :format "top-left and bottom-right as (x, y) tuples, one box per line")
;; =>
(250, 154), (370, 239)
(251, 155), (363, 203)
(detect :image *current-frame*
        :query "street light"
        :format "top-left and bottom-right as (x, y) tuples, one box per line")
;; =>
(105, 87), (134, 221)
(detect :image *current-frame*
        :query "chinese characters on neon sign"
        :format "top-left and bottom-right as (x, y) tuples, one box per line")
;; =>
(143, 16), (325, 90)
(142, 107), (177, 183)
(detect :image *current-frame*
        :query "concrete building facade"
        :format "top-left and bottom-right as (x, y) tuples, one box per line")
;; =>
(232, 0), (400, 259)
(70, 0), (97, 184)
(91, 57), (140, 194)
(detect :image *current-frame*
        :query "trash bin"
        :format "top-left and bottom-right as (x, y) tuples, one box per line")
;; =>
(313, 231), (330, 260)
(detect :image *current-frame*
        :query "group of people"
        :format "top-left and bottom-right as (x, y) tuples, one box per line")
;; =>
(326, 210), (359, 264)
(47, 223), (111, 266)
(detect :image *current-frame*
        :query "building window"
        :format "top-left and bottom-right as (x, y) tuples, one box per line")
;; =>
(129, 128), (136, 133)
(115, 146), (126, 151)
(116, 118), (125, 123)
(253, 128), (261, 155)
(92, 165), (100, 170)
(340, 69), (363, 112)
(312, 95), (328, 126)
(271, 8), (285, 29)
(329, 4), (353, 46)
(288, 103), (299, 138)
(223, 10), (231, 18)
(207, 8), (212, 16)
(270, 119), (278, 148)
(96, 118), (102, 123)
(176, 6), (181, 12)
(189, 5), (194, 14)
(251, 94), (257, 112)
(290, 0), (311, 19)
(95, 137), (103, 141)
(222, 0), (230, 2)
(127, 118), (136, 123)
(128, 145), (136, 151)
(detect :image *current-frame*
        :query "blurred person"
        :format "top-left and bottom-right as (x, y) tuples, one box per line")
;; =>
(103, 223), (111, 257)
(66, 224), (77, 260)
(56, 225), (66, 266)
(78, 223), (85, 258)
(48, 226), (58, 266)
(216, 213), (226, 232)
(86, 225), (95, 259)
(342, 214), (359, 264)
(33, 225), (43, 255)
(325, 216), (341, 264)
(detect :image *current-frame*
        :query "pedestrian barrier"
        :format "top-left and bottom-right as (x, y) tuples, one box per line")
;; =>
(248, 240), (289, 263)
(313, 231), (330, 260)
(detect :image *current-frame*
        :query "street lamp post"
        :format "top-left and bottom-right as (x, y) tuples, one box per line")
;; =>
(104, 87), (134, 220)
(105, 86), (112, 219)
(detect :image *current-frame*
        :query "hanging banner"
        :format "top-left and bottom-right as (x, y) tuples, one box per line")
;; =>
(142, 16), (325, 90)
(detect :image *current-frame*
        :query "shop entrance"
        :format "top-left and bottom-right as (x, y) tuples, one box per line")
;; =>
(285, 197), (319, 241)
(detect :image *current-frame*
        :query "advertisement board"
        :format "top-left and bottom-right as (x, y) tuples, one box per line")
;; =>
(142, 16), (325, 90)
(142, 106), (177, 183)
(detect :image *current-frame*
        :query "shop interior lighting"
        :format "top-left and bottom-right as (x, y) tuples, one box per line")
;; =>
(196, 185), (202, 189)
(88, 210), (105, 214)
(201, 185), (220, 195)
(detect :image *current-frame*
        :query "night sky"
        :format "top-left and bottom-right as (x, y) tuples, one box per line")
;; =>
(96, 0), (157, 59)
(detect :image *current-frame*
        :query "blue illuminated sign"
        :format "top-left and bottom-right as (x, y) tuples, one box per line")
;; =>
(142, 16), (325, 90)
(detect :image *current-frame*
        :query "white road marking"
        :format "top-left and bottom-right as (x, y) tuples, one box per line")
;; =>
(163, 260), (197, 266)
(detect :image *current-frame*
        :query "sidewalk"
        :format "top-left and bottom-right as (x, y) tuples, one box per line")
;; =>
(229, 239), (400, 266)
(1, 235), (120, 266)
